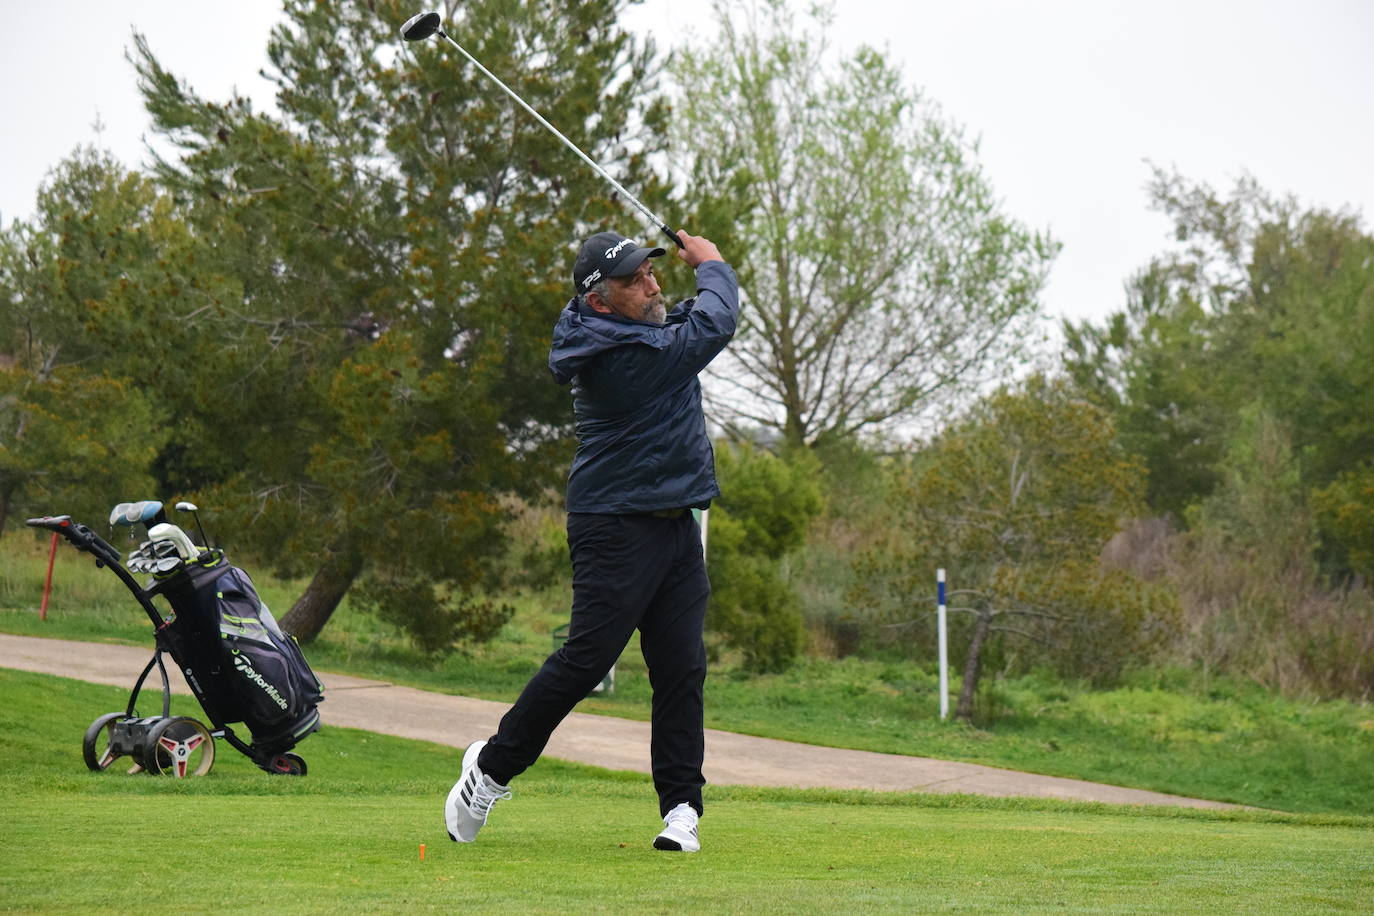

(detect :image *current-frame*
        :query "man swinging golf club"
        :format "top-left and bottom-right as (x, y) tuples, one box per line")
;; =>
(445, 228), (737, 852)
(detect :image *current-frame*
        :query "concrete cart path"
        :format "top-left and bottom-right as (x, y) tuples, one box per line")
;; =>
(0, 633), (1244, 810)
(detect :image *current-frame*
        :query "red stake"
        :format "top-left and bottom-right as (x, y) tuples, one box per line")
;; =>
(39, 532), (58, 621)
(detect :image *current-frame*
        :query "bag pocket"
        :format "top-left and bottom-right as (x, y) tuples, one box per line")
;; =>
(223, 636), (297, 729)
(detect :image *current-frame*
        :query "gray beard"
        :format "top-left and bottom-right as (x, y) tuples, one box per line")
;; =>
(641, 294), (667, 325)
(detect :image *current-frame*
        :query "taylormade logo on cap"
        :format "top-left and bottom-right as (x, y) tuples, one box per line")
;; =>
(573, 231), (666, 294)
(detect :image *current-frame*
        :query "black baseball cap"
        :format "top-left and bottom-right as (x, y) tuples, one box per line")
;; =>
(572, 231), (665, 294)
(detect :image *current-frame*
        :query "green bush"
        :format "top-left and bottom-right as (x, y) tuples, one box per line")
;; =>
(707, 520), (806, 672)
(706, 443), (822, 672)
(1169, 408), (1374, 699)
(1314, 465), (1374, 581)
(353, 575), (514, 656)
(1019, 561), (1181, 686)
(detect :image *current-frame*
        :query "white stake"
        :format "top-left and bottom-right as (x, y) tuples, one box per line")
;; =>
(937, 568), (949, 720)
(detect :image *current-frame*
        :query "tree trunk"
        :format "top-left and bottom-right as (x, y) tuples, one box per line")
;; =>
(0, 481), (13, 537)
(955, 610), (994, 723)
(279, 545), (365, 643)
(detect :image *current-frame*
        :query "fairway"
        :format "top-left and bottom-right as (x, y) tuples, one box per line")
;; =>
(8, 792), (1373, 913)
(1, 670), (1370, 912)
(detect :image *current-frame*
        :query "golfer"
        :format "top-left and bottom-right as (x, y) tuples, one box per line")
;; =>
(444, 229), (738, 852)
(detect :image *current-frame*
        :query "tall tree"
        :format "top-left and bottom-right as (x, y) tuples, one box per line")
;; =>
(106, 0), (670, 646)
(1063, 169), (1374, 698)
(0, 151), (174, 532)
(1062, 259), (1231, 516)
(670, 0), (1057, 448)
(1064, 167), (1374, 571)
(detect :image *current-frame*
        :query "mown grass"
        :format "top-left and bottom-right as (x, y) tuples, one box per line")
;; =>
(4, 531), (1373, 815)
(1, 669), (1371, 914)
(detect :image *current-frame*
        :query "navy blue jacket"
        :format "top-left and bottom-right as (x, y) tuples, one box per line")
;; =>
(548, 260), (739, 514)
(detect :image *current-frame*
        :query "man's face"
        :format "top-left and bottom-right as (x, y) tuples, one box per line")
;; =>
(595, 261), (666, 324)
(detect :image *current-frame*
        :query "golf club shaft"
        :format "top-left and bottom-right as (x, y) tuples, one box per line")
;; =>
(434, 28), (683, 249)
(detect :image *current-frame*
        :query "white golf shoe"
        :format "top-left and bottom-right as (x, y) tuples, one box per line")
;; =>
(445, 740), (511, 843)
(652, 802), (700, 852)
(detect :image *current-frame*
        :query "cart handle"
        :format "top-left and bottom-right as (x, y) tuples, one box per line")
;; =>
(26, 515), (122, 568)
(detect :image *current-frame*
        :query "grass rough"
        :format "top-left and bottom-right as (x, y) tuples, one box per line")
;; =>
(1, 669), (1371, 913)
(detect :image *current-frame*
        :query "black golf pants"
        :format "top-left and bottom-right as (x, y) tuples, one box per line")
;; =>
(478, 510), (710, 817)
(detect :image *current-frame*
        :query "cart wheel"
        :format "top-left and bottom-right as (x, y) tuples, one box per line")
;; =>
(144, 717), (215, 778)
(83, 712), (129, 772)
(267, 752), (307, 776)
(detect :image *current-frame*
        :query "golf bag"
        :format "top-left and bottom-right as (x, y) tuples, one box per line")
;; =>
(28, 507), (323, 776)
(157, 552), (323, 754)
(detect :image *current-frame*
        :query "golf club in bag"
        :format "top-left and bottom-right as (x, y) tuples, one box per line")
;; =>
(400, 9), (684, 249)
(28, 501), (323, 777)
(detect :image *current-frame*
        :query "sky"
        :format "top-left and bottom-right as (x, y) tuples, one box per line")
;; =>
(2, 0), (1371, 326)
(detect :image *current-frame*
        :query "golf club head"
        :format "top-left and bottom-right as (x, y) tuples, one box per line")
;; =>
(109, 500), (165, 528)
(148, 523), (199, 561)
(401, 11), (441, 41)
(175, 501), (199, 512)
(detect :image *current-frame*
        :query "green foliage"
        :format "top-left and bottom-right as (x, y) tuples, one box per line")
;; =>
(0, 151), (181, 531)
(1064, 169), (1374, 698)
(703, 543), (805, 673)
(1, 0), (673, 651)
(784, 436), (902, 656)
(1063, 276), (1228, 516)
(1003, 561), (1180, 686)
(854, 376), (1166, 712)
(497, 496), (572, 593)
(1166, 410), (1374, 698)
(706, 443), (822, 671)
(0, 148), (191, 372)
(715, 442), (821, 556)
(860, 375), (1145, 592)
(353, 574), (512, 656)
(910, 376), (1145, 567)
(1183, 405), (1311, 555)
(670, 0), (1056, 447)
(1315, 466), (1374, 580)
(0, 367), (166, 533)
(1064, 167), (1374, 552)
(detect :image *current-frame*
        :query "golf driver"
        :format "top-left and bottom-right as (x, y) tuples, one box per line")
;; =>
(400, 10), (683, 249)
(175, 500), (213, 549)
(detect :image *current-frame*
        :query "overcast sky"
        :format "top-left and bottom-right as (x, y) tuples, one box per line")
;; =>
(2, 0), (1370, 326)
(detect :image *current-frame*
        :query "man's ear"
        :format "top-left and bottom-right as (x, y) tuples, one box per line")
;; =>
(585, 291), (612, 314)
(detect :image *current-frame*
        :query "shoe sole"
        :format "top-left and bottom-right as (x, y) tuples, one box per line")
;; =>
(653, 833), (699, 852)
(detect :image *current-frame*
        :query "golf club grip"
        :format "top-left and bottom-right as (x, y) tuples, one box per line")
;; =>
(661, 226), (685, 249)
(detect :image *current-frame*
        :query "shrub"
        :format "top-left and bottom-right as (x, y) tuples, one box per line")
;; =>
(706, 443), (822, 672)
